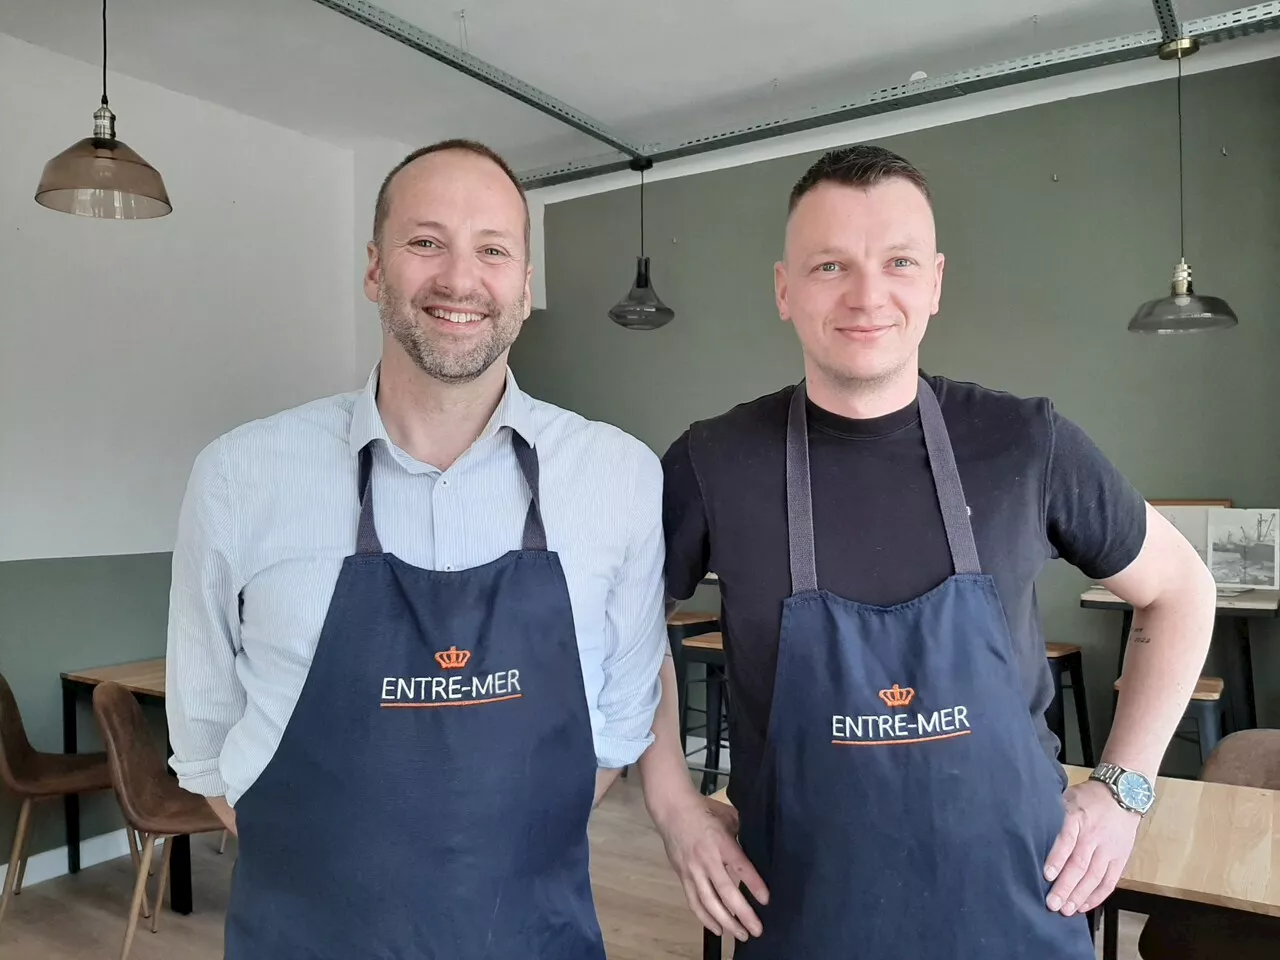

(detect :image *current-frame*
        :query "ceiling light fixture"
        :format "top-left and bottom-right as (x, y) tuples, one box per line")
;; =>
(608, 157), (675, 330)
(34, 0), (172, 219)
(1128, 37), (1235, 334)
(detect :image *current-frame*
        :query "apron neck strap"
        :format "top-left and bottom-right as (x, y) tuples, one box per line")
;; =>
(355, 430), (548, 557)
(785, 376), (981, 595)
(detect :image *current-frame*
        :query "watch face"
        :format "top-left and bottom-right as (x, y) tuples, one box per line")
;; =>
(1116, 771), (1154, 811)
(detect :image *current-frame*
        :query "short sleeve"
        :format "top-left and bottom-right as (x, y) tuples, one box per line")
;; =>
(1044, 408), (1147, 581)
(661, 429), (711, 602)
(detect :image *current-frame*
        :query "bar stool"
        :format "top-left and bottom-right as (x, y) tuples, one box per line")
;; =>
(1044, 643), (1095, 766)
(1, 671), (113, 933)
(1113, 675), (1228, 766)
(667, 611), (719, 749)
(682, 632), (728, 794)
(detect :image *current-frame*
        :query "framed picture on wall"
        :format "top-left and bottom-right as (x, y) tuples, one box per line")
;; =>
(1149, 499), (1232, 565)
(1207, 508), (1280, 589)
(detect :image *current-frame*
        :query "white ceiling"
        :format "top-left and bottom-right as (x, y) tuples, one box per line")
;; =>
(0, 0), (1261, 175)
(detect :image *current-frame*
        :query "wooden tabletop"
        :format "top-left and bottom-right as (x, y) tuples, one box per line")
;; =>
(711, 763), (1280, 917)
(62, 657), (166, 698)
(1080, 583), (1280, 615)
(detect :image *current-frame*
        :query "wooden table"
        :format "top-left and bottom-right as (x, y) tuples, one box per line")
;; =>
(1081, 584), (1280, 731)
(60, 658), (192, 915)
(704, 763), (1279, 958)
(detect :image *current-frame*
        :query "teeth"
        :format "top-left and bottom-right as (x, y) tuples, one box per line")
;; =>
(427, 307), (484, 324)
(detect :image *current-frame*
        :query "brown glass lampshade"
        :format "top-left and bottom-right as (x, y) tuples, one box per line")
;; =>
(34, 105), (171, 219)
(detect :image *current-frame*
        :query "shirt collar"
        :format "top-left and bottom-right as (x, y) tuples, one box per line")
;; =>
(348, 363), (537, 463)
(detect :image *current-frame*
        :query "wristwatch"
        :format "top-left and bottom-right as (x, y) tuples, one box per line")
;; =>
(1089, 762), (1156, 815)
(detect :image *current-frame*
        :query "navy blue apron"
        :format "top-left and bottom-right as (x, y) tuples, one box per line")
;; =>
(734, 378), (1094, 959)
(224, 432), (604, 960)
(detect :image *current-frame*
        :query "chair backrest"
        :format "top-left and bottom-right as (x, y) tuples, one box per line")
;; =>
(1201, 729), (1280, 790)
(91, 681), (173, 828)
(0, 671), (37, 793)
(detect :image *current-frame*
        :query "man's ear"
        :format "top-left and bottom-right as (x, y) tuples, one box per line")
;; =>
(363, 241), (381, 304)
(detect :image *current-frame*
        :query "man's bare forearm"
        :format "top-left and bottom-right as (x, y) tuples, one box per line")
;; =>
(1105, 563), (1216, 778)
(637, 654), (702, 827)
(207, 795), (237, 835)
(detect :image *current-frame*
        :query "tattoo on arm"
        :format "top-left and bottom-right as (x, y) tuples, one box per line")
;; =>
(1131, 626), (1151, 644)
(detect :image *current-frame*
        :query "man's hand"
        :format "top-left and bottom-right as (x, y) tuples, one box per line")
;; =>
(206, 795), (238, 836)
(1042, 780), (1139, 916)
(652, 792), (768, 942)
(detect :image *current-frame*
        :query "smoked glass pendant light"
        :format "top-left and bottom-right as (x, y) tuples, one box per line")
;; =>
(1128, 38), (1235, 334)
(608, 157), (675, 330)
(34, 0), (172, 219)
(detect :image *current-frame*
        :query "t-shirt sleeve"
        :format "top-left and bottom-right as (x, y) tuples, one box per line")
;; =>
(1044, 407), (1148, 581)
(661, 429), (711, 602)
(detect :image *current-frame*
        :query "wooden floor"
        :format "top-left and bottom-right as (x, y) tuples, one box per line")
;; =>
(0, 775), (1144, 958)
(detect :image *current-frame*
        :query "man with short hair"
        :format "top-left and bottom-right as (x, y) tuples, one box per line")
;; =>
(639, 144), (1216, 958)
(166, 139), (667, 958)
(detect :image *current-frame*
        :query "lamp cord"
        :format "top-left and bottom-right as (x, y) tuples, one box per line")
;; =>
(101, 0), (108, 106)
(1177, 53), (1184, 259)
(640, 168), (646, 257)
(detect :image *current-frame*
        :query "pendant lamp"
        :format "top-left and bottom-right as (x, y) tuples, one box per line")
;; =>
(608, 157), (675, 330)
(1128, 38), (1235, 333)
(34, 0), (172, 219)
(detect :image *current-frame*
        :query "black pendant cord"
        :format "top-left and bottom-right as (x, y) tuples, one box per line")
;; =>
(1176, 53), (1184, 259)
(101, 0), (109, 107)
(639, 167), (646, 257)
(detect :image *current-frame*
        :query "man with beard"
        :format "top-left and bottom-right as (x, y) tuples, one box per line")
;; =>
(165, 140), (667, 959)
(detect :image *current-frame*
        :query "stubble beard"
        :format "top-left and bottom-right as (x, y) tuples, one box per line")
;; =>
(378, 279), (525, 385)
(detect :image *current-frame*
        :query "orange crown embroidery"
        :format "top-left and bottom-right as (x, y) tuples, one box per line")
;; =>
(878, 683), (915, 708)
(434, 646), (471, 670)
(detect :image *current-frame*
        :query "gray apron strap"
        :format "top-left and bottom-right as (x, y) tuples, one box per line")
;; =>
(356, 429), (548, 556)
(784, 377), (982, 595)
(511, 432), (548, 552)
(786, 385), (819, 594)
(916, 377), (982, 575)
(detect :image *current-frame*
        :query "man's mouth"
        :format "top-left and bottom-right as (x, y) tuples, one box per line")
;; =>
(424, 306), (487, 324)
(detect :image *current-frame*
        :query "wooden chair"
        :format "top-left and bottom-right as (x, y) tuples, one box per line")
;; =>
(91, 681), (224, 960)
(1113, 675), (1228, 766)
(1136, 729), (1280, 958)
(1044, 643), (1095, 765)
(0, 671), (113, 933)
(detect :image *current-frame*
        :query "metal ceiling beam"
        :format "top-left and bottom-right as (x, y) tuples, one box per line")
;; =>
(516, 1), (1280, 189)
(306, 0), (644, 158)
(1151, 0), (1182, 45)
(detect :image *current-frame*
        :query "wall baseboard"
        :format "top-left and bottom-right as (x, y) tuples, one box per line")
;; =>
(0, 828), (131, 891)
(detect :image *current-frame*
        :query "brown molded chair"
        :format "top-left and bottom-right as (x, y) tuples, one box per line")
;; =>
(1137, 729), (1280, 958)
(91, 681), (224, 960)
(0, 670), (113, 932)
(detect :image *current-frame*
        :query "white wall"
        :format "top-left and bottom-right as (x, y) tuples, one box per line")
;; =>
(0, 33), (357, 562)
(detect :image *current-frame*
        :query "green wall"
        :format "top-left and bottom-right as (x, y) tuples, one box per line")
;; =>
(1, 554), (172, 858)
(513, 58), (1280, 773)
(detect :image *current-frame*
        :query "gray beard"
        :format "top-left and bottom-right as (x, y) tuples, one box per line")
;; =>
(378, 280), (524, 385)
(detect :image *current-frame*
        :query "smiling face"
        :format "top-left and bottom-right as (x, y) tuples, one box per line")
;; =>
(775, 178), (944, 391)
(364, 148), (532, 385)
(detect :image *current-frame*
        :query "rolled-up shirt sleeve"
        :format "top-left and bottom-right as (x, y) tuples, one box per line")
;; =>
(592, 441), (667, 769)
(165, 437), (245, 797)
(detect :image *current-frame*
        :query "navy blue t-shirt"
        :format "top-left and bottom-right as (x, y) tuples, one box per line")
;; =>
(662, 373), (1147, 807)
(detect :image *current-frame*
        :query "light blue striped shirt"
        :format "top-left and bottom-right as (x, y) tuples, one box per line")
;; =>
(166, 365), (667, 805)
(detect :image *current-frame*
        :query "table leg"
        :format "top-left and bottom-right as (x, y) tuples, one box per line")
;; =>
(703, 927), (721, 960)
(61, 679), (80, 875)
(169, 836), (192, 915)
(1102, 901), (1118, 960)
(1222, 617), (1258, 732)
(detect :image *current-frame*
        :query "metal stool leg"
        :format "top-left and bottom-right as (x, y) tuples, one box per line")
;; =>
(701, 666), (724, 795)
(703, 927), (721, 959)
(1046, 658), (1067, 763)
(1066, 651), (1095, 766)
(1194, 700), (1224, 766)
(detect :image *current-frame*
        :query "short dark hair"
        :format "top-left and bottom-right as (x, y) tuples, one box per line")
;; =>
(788, 144), (931, 213)
(372, 138), (530, 255)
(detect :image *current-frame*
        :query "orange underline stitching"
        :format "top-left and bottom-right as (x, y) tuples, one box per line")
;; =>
(381, 694), (523, 708)
(832, 730), (972, 746)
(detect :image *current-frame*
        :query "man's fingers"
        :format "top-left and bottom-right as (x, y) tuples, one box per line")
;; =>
(681, 877), (720, 936)
(1060, 852), (1108, 916)
(726, 846), (770, 906)
(692, 866), (749, 941)
(1043, 813), (1080, 882)
(1047, 842), (1097, 913)
(708, 856), (762, 938)
(1079, 858), (1124, 913)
